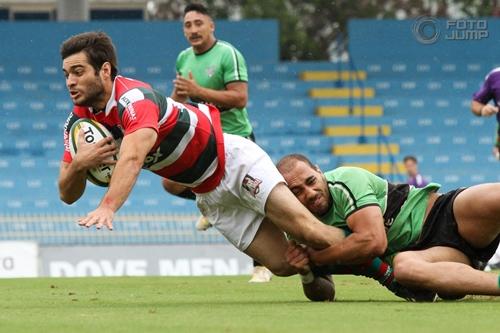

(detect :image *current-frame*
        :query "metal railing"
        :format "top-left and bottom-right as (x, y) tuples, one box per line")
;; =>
(333, 41), (402, 182)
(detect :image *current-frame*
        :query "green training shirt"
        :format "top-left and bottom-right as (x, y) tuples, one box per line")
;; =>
(175, 40), (253, 137)
(320, 167), (441, 263)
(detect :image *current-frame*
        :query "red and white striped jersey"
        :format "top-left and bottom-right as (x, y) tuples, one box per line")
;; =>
(62, 76), (225, 193)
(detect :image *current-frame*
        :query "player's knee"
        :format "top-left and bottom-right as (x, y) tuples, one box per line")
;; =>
(393, 253), (422, 285)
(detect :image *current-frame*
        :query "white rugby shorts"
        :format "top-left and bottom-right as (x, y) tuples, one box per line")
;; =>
(196, 133), (285, 251)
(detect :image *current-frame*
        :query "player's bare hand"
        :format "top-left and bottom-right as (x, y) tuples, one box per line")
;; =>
(74, 130), (118, 169)
(173, 72), (200, 98)
(307, 246), (336, 266)
(78, 206), (114, 230)
(493, 146), (500, 160)
(172, 84), (188, 101)
(480, 104), (498, 117)
(285, 240), (310, 274)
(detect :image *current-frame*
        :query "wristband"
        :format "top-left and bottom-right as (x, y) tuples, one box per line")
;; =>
(300, 271), (315, 284)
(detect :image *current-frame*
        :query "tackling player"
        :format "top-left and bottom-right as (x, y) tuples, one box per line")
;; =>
(470, 67), (500, 269)
(278, 154), (500, 299)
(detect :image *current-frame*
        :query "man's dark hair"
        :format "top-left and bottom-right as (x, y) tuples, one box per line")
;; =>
(403, 155), (418, 163)
(276, 154), (316, 173)
(60, 31), (118, 79)
(184, 3), (211, 17)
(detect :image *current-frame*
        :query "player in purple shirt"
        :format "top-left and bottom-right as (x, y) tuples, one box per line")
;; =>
(472, 68), (500, 269)
(471, 67), (500, 159)
(403, 155), (428, 188)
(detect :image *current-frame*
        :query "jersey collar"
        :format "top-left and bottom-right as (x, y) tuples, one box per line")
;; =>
(104, 76), (119, 116)
(194, 39), (218, 56)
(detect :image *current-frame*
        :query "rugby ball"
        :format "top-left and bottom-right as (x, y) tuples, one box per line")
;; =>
(68, 118), (118, 187)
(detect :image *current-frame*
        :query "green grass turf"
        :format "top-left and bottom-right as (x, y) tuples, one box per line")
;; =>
(0, 275), (498, 333)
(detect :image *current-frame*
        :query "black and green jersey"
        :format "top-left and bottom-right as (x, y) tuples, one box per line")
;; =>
(176, 40), (252, 137)
(320, 167), (441, 263)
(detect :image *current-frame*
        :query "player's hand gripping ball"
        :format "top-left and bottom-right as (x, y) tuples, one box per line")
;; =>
(69, 119), (118, 187)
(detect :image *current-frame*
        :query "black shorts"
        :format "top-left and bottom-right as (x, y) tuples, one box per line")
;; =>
(246, 132), (256, 142)
(408, 188), (500, 263)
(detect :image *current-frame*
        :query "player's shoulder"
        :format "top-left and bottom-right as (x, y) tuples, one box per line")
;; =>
(326, 166), (382, 192)
(215, 40), (243, 56)
(177, 47), (194, 60)
(485, 67), (500, 80)
(71, 106), (90, 118)
(114, 76), (153, 97)
(325, 166), (376, 181)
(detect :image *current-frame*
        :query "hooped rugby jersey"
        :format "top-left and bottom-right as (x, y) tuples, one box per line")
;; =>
(62, 76), (225, 193)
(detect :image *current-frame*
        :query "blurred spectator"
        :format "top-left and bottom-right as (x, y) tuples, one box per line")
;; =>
(403, 155), (428, 188)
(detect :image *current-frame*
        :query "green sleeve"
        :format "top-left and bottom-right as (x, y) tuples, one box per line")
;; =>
(175, 51), (184, 74)
(222, 46), (248, 84)
(327, 168), (381, 219)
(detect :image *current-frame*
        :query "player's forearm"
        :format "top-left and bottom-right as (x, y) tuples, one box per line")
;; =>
(99, 155), (142, 212)
(195, 86), (247, 109)
(315, 233), (386, 265)
(58, 162), (87, 204)
(471, 100), (485, 116)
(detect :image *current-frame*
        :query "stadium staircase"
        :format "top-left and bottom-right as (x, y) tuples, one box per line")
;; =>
(300, 69), (404, 179)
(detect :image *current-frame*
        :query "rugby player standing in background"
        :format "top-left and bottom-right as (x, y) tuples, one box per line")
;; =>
(163, 3), (272, 282)
(471, 67), (500, 271)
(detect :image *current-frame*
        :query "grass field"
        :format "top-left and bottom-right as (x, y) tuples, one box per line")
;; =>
(0, 275), (499, 333)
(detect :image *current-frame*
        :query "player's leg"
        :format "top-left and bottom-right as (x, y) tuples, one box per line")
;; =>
(244, 218), (297, 276)
(224, 133), (346, 249)
(393, 246), (500, 296)
(453, 184), (500, 248)
(264, 182), (345, 248)
(199, 134), (342, 275)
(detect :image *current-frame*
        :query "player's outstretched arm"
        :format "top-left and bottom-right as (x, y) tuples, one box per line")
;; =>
(59, 131), (117, 204)
(78, 128), (157, 230)
(308, 206), (387, 265)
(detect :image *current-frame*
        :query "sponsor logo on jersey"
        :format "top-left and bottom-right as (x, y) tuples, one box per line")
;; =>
(242, 174), (262, 197)
(144, 146), (164, 167)
(205, 66), (215, 78)
(119, 89), (145, 121)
